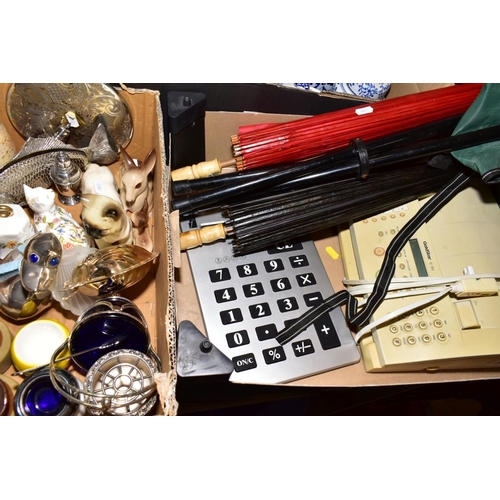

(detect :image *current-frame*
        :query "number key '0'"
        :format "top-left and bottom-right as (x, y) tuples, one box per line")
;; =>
(226, 330), (250, 348)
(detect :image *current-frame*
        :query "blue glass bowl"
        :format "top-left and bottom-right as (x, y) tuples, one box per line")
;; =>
(14, 368), (79, 416)
(69, 297), (150, 373)
(83, 295), (146, 324)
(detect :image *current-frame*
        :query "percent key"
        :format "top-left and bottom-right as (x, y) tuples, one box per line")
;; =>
(263, 346), (286, 364)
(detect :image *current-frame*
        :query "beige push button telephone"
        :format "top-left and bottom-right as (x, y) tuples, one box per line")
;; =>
(339, 178), (500, 372)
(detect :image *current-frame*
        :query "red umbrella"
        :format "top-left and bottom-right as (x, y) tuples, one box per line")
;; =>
(171, 83), (483, 183)
(231, 83), (483, 171)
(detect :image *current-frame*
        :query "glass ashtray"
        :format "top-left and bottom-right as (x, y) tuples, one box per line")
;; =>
(60, 244), (158, 298)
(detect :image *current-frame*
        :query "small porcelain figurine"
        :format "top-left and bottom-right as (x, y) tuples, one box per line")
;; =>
(23, 185), (92, 250)
(0, 203), (36, 260)
(79, 162), (133, 249)
(119, 148), (155, 214)
(79, 193), (133, 249)
(81, 163), (121, 204)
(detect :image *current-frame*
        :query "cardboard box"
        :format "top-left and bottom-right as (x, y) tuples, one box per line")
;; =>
(173, 84), (500, 391)
(0, 83), (179, 416)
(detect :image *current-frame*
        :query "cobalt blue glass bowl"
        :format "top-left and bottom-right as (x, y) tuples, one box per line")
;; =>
(68, 297), (150, 373)
(14, 367), (79, 416)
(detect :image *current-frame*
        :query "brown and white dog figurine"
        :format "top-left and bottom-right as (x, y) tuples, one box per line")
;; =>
(79, 163), (133, 249)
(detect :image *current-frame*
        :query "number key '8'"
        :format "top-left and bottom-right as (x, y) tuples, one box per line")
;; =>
(237, 263), (258, 277)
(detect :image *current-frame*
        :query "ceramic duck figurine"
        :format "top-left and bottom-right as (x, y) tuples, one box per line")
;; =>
(23, 185), (93, 250)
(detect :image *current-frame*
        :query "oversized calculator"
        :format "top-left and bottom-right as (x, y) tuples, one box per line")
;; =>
(181, 211), (360, 384)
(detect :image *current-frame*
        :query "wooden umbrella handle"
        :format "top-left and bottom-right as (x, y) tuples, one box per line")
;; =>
(179, 223), (227, 250)
(171, 159), (236, 182)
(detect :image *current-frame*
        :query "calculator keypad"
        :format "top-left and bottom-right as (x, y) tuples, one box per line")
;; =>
(182, 212), (360, 384)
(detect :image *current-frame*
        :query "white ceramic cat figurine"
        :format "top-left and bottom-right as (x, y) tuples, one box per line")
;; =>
(23, 185), (93, 250)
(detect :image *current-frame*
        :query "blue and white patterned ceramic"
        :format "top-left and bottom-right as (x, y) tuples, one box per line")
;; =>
(281, 83), (391, 100)
(330, 83), (391, 100)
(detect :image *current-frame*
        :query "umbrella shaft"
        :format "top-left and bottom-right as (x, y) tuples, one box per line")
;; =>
(173, 118), (498, 216)
(172, 115), (462, 199)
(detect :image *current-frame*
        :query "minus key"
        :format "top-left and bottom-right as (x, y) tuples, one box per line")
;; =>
(303, 291), (324, 307)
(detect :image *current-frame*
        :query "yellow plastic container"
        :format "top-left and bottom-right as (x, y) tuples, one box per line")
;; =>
(11, 319), (70, 373)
